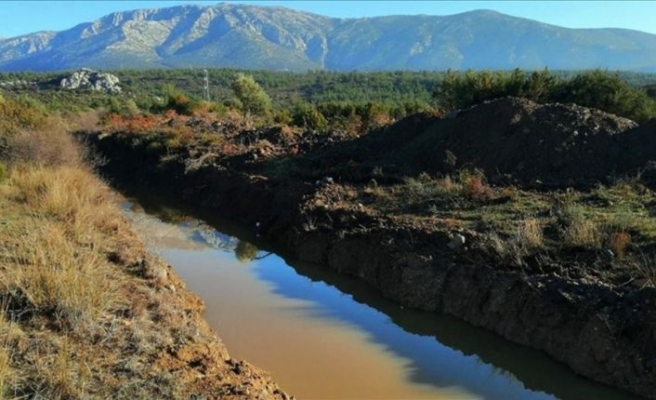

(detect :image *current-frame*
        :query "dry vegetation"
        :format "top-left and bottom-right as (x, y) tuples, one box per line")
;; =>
(356, 169), (656, 281)
(0, 98), (286, 399)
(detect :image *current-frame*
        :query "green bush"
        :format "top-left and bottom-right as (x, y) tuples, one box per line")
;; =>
(291, 102), (327, 130)
(0, 96), (48, 136)
(160, 84), (200, 115)
(433, 68), (558, 111)
(432, 69), (656, 123)
(553, 70), (656, 123)
(230, 73), (272, 116)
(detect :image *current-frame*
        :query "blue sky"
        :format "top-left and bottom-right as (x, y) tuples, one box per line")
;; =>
(1, 1), (655, 38)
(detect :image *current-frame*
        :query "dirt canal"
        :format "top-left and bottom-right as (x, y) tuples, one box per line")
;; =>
(120, 194), (640, 400)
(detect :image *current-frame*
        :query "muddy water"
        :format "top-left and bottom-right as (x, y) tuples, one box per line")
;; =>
(123, 198), (639, 400)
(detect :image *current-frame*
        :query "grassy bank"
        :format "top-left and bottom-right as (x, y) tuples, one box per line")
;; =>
(0, 99), (287, 398)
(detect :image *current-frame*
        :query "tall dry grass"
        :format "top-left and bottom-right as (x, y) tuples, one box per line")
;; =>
(516, 217), (544, 250)
(0, 312), (15, 400)
(2, 219), (122, 331)
(0, 102), (136, 397)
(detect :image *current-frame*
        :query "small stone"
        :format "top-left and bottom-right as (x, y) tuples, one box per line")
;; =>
(602, 249), (615, 262)
(448, 234), (466, 250)
(143, 261), (169, 285)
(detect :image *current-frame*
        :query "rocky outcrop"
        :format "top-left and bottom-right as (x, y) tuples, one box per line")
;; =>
(60, 68), (121, 94)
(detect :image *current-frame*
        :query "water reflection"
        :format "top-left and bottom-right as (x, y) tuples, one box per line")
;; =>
(120, 195), (639, 400)
(249, 257), (637, 400)
(235, 240), (259, 263)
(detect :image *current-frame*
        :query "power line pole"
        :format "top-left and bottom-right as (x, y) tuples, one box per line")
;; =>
(203, 69), (210, 101)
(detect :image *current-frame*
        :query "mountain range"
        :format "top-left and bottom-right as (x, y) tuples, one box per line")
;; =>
(2, 3), (656, 72)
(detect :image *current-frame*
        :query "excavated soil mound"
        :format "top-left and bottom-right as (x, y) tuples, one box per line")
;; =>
(426, 97), (639, 184)
(314, 97), (651, 186)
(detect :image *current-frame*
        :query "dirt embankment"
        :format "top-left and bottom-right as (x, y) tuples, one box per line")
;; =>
(101, 233), (291, 400)
(296, 97), (654, 186)
(87, 97), (656, 399)
(0, 159), (290, 398)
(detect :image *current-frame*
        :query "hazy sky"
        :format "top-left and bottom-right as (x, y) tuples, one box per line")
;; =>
(1, 1), (655, 38)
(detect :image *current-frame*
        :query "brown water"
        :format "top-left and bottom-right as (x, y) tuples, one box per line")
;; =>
(123, 199), (640, 400)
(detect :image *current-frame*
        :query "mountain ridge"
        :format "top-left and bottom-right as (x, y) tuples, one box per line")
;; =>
(2, 3), (656, 72)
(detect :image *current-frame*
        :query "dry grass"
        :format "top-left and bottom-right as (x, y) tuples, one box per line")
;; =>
(564, 218), (603, 249)
(0, 133), (268, 399)
(0, 312), (16, 400)
(5, 125), (81, 168)
(559, 204), (603, 249)
(3, 220), (122, 331)
(0, 103), (289, 399)
(516, 217), (544, 250)
(7, 166), (117, 233)
(484, 218), (545, 268)
(0, 156), (131, 397)
(633, 254), (656, 287)
(0, 119), (141, 397)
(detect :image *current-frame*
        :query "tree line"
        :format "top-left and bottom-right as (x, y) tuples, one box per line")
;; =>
(1, 68), (656, 130)
(435, 69), (656, 123)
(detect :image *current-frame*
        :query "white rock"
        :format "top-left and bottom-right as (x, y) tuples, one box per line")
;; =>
(448, 234), (466, 250)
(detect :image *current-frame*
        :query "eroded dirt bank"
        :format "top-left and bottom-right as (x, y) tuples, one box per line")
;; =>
(88, 104), (656, 400)
(97, 230), (292, 400)
(0, 163), (289, 399)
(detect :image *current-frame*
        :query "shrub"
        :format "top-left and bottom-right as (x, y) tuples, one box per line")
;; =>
(126, 114), (156, 133)
(443, 150), (457, 170)
(561, 205), (603, 249)
(291, 102), (327, 130)
(5, 122), (81, 167)
(273, 108), (292, 125)
(358, 102), (393, 131)
(0, 97), (48, 136)
(230, 73), (272, 116)
(197, 133), (225, 147)
(433, 69), (557, 111)
(234, 240), (258, 263)
(608, 231), (631, 257)
(459, 169), (492, 201)
(161, 84), (200, 115)
(106, 96), (140, 117)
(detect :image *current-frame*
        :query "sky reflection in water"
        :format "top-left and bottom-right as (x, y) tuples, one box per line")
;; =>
(124, 200), (637, 400)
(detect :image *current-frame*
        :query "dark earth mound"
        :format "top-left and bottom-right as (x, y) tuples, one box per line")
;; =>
(292, 97), (654, 187)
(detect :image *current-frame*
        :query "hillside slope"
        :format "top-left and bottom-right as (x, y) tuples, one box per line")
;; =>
(2, 5), (656, 71)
